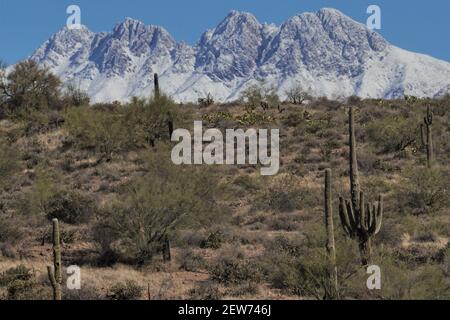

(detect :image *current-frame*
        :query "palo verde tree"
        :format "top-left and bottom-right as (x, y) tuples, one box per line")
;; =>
(0, 60), (61, 112)
(93, 148), (224, 265)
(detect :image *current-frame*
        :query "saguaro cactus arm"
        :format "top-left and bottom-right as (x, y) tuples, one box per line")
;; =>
(339, 197), (353, 237)
(340, 193), (383, 235)
(420, 124), (426, 146)
(370, 195), (383, 235)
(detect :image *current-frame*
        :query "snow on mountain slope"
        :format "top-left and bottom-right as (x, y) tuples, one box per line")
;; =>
(29, 8), (450, 103)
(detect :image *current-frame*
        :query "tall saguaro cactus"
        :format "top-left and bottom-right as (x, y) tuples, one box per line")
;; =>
(154, 73), (160, 99)
(324, 169), (339, 299)
(339, 107), (384, 266)
(47, 218), (62, 300)
(349, 107), (360, 211)
(421, 106), (434, 168)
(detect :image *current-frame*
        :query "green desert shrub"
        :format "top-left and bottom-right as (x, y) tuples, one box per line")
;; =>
(65, 106), (130, 162)
(14, 167), (59, 217)
(65, 96), (182, 160)
(0, 218), (18, 250)
(0, 265), (33, 286)
(226, 281), (260, 297)
(63, 285), (103, 300)
(124, 95), (180, 147)
(239, 83), (280, 111)
(0, 217), (24, 244)
(252, 174), (320, 213)
(265, 238), (353, 300)
(188, 281), (223, 300)
(228, 175), (263, 196)
(0, 139), (21, 189)
(344, 254), (450, 300)
(45, 190), (97, 224)
(269, 249), (337, 299)
(93, 148), (226, 264)
(367, 115), (419, 153)
(200, 231), (224, 249)
(16, 109), (65, 136)
(282, 109), (307, 128)
(107, 280), (143, 300)
(6, 279), (51, 300)
(0, 59), (62, 113)
(265, 228), (362, 300)
(397, 166), (450, 215)
(14, 168), (94, 224)
(178, 248), (206, 272)
(62, 83), (90, 107)
(0, 265), (51, 300)
(209, 252), (263, 285)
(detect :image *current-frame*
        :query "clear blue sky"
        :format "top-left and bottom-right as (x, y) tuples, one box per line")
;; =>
(1, 0), (449, 64)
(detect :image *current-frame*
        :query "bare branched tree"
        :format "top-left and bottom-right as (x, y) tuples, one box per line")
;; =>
(285, 84), (310, 105)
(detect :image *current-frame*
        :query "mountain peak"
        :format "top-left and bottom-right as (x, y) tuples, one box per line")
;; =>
(226, 10), (256, 19)
(219, 10), (261, 30)
(112, 17), (172, 37)
(195, 10), (264, 81)
(109, 18), (175, 51)
(117, 17), (145, 27)
(30, 8), (450, 102)
(113, 17), (147, 34)
(317, 7), (345, 17)
(52, 24), (93, 39)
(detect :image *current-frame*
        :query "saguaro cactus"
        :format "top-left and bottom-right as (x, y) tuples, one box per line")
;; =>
(154, 73), (160, 99)
(339, 107), (384, 266)
(324, 169), (339, 299)
(349, 107), (360, 212)
(47, 218), (62, 300)
(421, 106), (434, 168)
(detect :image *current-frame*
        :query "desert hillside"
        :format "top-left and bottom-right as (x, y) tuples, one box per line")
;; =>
(0, 62), (449, 300)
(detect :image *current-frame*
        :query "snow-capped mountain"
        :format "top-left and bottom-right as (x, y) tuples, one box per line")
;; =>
(30, 8), (450, 103)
